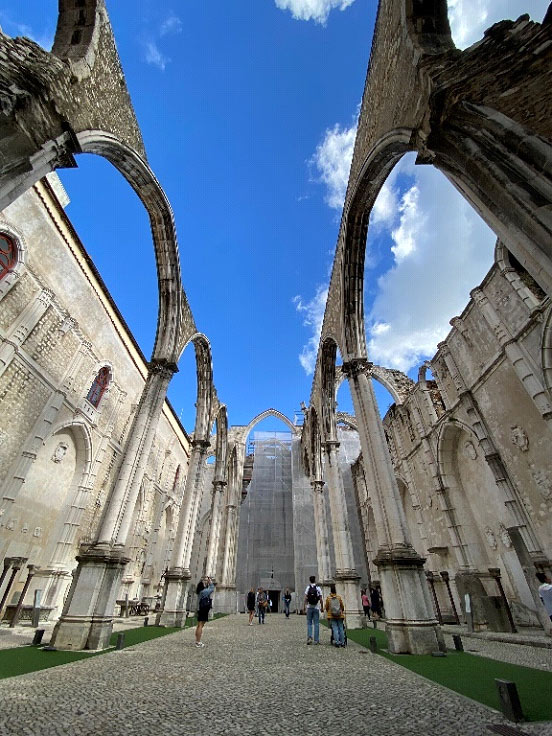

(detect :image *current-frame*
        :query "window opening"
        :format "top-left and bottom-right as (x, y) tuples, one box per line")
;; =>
(0, 233), (17, 281)
(86, 366), (111, 408)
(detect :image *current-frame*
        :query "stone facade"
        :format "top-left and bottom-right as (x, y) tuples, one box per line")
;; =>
(0, 177), (191, 618)
(350, 243), (552, 630)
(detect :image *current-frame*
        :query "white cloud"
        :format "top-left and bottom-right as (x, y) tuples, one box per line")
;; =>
(144, 40), (168, 71)
(274, 0), (355, 24)
(0, 14), (55, 50)
(311, 121), (356, 209)
(448, 0), (549, 49)
(160, 15), (183, 36)
(367, 155), (495, 371)
(293, 285), (328, 374)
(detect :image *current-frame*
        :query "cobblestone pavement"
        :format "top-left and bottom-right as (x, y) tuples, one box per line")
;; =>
(442, 630), (552, 672)
(1, 614), (552, 736)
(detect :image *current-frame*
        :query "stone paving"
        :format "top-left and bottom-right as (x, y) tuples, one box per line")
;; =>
(0, 614), (552, 736)
(442, 630), (552, 672)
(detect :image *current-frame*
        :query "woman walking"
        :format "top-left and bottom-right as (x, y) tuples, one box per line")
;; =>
(246, 587), (256, 625)
(195, 576), (215, 648)
(361, 589), (371, 620)
(257, 587), (268, 624)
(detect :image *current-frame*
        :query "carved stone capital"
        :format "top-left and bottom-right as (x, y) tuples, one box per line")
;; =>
(311, 479), (325, 493)
(148, 359), (179, 378)
(341, 358), (372, 379)
(191, 438), (211, 450)
(373, 545), (426, 569)
(212, 480), (227, 492)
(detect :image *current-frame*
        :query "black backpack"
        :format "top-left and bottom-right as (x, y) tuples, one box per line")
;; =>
(306, 584), (320, 606)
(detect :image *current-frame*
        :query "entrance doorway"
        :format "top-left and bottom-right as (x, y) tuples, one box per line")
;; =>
(268, 590), (280, 613)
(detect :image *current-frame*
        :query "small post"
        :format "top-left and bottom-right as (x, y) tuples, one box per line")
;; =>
(425, 570), (443, 624)
(465, 593), (473, 633)
(440, 571), (460, 624)
(31, 589), (42, 628)
(32, 629), (45, 646)
(369, 636), (377, 653)
(144, 617), (149, 627)
(489, 567), (517, 633)
(372, 619), (377, 629)
(452, 634), (464, 651)
(0, 558), (24, 618)
(10, 565), (38, 628)
(116, 632), (125, 650)
(124, 593), (129, 618)
(495, 679), (524, 722)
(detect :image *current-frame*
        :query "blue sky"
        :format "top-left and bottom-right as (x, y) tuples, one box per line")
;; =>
(1, 0), (548, 434)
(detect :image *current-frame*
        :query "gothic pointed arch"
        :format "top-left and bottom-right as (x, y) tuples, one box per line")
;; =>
(181, 333), (214, 442)
(243, 408), (296, 437)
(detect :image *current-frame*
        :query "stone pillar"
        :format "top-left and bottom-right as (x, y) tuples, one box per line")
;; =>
(471, 288), (552, 420)
(50, 361), (176, 650)
(322, 440), (363, 628)
(205, 480), (227, 580)
(157, 438), (210, 626)
(0, 288), (53, 378)
(343, 358), (443, 654)
(311, 480), (332, 595)
(216, 502), (239, 613)
(9, 564), (38, 627)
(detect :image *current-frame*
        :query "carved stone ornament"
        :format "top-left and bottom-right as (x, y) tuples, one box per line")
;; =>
(510, 425), (529, 452)
(531, 468), (552, 502)
(52, 441), (68, 463)
(463, 441), (478, 460)
(484, 526), (498, 550)
(498, 524), (512, 548)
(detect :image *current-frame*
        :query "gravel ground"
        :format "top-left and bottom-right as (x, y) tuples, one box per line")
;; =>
(0, 614), (551, 736)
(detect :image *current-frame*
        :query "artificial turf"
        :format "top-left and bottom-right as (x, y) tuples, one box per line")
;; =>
(347, 627), (552, 722)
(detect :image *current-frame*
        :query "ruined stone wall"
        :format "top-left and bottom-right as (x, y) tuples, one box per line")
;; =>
(0, 179), (189, 606)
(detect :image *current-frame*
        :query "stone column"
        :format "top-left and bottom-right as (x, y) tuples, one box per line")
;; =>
(343, 358), (443, 654)
(50, 360), (176, 651)
(0, 288), (53, 378)
(311, 480), (332, 597)
(157, 438), (210, 626)
(322, 440), (363, 628)
(471, 288), (552, 420)
(205, 480), (227, 580)
(216, 498), (239, 614)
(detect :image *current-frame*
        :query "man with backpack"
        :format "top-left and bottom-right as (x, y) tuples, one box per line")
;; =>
(325, 584), (345, 647)
(303, 575), (323, 644)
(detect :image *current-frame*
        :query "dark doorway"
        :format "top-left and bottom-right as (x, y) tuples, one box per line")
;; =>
(268, 590), (280, 613)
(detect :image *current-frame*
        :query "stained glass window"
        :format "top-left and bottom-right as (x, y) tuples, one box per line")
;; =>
(0, 233), (17, 281)
(86, 366), (111, 408)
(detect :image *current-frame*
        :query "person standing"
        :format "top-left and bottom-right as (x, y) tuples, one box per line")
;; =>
(303, 575), (323, 644)
(370, 585), (382, 619)
(536, 572), (552, 620)
(283, 588), (292, 618)
(361, 589), (371, 620)
(257, 587), (268, 624)
(325, 584), (345, 647)
(246, 587), (256, 626)
(195, 576), (215, 648)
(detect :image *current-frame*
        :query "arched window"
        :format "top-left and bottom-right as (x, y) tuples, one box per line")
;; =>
(0, 232), (17, 282)
(86, 366), (111, 408)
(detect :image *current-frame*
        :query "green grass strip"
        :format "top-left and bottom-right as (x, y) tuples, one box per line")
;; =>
(347, 627), (552, 722)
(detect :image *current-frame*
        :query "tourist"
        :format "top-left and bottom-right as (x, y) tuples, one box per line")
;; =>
(536, 572), (552, 620)
(325, 584), (345, 647)
(283, 588), (292, 618)
(303, 575), (323, 644)
(195, 576), (215, 648)
(257, 587), (268, 624)
(246, 587), (256, 625)
(370, 585), (382, 619)
(361, 589), (371, 620)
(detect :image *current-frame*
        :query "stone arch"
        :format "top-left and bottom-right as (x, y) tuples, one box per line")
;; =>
(341, 130), (414, 359)
(542, 303), (552, 402)
(180, 333), (213, 442)
(0, 220), (27, 301)
(320, 337), (339, 442)
(213, 405), (228, 485)
(244, 408), (296, 437)
(436, 419), (495, 570)
(76, 131), (182, 364)
(336, 411), (358, 431)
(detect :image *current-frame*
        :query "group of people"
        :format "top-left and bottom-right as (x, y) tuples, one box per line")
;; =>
(193, 570), (552, 651)
(245, 587), (294, 624)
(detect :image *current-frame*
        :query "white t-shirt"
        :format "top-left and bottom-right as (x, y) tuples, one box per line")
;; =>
(304, 584), (322, 608)
(539, 582), (552, 616)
